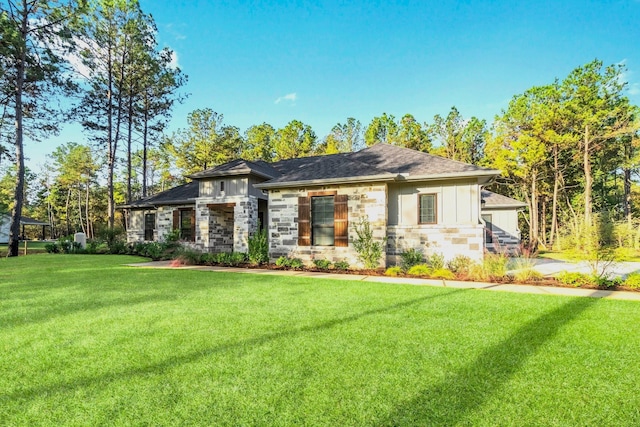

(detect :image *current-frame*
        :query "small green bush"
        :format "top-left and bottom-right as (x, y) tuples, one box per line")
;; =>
(483, 253), (509, 279)
(384, 266), (403, 276)
(514, 268), (543, 283)
(333, 260), (350, 271)
(248, 226), (269, 265)
(289, 258), (304, 269)
(468, 263), (489, 282)
(44, 243), (59, 253)
(275, 256), (290, 267)
(400, 248), (423, 271)
(427, 252), (445, 270)
(176, 248), (202, 265)
(446, 255), (472, 274)
(407, 264), (431, 276)
(430, 268), (455, 280)
(353, 216), (386, 269)
(313, 259), (332, 270)
(556, 271), (594, 287)
(624, 272), (640, 289)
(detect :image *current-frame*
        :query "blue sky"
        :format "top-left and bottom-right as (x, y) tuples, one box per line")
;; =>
(29, 0), (640, 168)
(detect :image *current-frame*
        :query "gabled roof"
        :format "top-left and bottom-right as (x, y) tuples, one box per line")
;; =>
(188, 159), (281, 180)
(119, 180), (199, 209)
(481, 190), (527, 209)
(0, 214), (50, 226)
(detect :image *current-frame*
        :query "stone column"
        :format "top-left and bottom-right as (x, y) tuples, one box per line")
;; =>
(196, 202), (210, 251)
(234, 197), (258, 253)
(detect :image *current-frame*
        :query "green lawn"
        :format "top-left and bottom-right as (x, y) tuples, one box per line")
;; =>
(0, 241), (49, 256)
(1, 255), (639, 426)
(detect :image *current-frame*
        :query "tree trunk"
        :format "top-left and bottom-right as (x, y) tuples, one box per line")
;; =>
(77, 182), (85, 234)
(583, 125), (593, 227)
(7, 3), (28, 257)
(550, 143), (560, 248)
(85, 177), (91, 238)
(65, 188), (71, 236)
(529, 170), (539, 251)
(126, 79), (134, 202)
(106, 33), (115, 229)
(142, 93), (149, 198)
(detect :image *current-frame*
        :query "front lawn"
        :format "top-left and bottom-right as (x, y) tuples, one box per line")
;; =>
(2, 255), (639, 426)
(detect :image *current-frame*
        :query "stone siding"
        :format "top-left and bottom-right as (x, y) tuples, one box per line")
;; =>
(156, 204), (194, 242)
(386, 224), (485, 264)
(268, 183), (388, 268)
(195, 195), (259, 253)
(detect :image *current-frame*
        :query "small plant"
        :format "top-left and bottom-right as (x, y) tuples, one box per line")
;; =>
(228, 252), (247, 266)
(275, 256), (304, 269)
(407, 264), (431, 276)
(313, 259), (332, 270)
(275, 256), (290, 267)
(333, 260), (350, 271)
(468, 263), (489, 282)
(556, 271), (594, 287)
(384, 266), (403, 276)
(483, 253), (509, 279)
(446, 255), (472, 275)
(400, 248), (423, 271)
(44, 242), (59, 253)
(427, 252), (445, 270)
(175, 248), (202, 265)
(353, 216), (386, 269)
(430, 268), (455, 280)
(248, 225), (269, 265)
(623, 272), (640, 289)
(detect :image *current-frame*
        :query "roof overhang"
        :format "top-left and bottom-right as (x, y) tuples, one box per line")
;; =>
(118, 199), (196, 209)
(187, 170), (276, 180)
(396, 170), (500, 183)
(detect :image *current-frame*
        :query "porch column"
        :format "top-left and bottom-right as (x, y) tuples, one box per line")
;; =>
(196, 202), (210, 251)
(234, 197), (258, 253)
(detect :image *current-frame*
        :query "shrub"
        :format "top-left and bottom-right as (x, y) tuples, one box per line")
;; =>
(468, 263), (489, 282)
(427, 252), (445, 270)
(446, 255), (472, 274)
(313, 259), (332, 270)
(430, 268), (455, 280)
(514, 268), (543, 283)
(623, 272), (640, 289)
(333, 260), (350, 271)
(483, 253), (509, 279)
(353, 216), (386, 269)
(96, 226), (126, 254)
(44, 242), (59, 253)
(248, 226), (269, 265)
(289, 258), (304, 269)
(556, 271), (594, 287)
(199, 253), (217, 265)
(407, 264), (431, 276)
(275, 256), (290, 267)
(384, 266), (403, 276)
(176, 248), (202, 265)
(400, 248), (423, 271)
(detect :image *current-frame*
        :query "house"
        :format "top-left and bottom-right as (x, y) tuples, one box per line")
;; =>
(121, 144), (526, 267)
(480, 190), (527, 254)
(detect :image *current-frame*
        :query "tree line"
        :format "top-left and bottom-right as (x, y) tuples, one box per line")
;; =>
(1, 2), (638, 256)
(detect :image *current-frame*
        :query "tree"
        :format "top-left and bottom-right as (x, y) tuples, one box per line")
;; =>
(0, 0), (81, 256)
(397, 114), (431, 152)
(364, 113), (398, 146)
(166, 108), (243, 175)
(242, 123), (275, 161)
(273, 120), (317, 160)
(562, 60), (636, 226)
(429, 107), (486, 164)
(318, 117), (364, 154)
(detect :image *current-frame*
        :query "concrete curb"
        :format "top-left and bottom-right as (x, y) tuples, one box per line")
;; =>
(125, 261), (640, 301)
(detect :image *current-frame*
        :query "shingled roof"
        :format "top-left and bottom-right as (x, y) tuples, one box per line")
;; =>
(188, 159), (281, 180)
(119, 180), (199, 209)
(481, 190), (527, 209)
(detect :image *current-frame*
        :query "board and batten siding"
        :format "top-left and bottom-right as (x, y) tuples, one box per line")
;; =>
(387, 180), (480, 226)
(199, 176), (268, 200)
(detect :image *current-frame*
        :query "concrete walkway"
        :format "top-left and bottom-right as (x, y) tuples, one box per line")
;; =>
(127, 260), (640, 302)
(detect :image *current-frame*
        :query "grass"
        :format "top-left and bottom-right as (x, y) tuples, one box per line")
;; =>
(2, 255), (640, 425)
(0, 241), (50, 256)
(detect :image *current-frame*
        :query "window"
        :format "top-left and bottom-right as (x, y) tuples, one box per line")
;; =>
(312, 196), (335, 246)
(180, 210), (193, 241)
(419, 194), (437, 224)
(298, 193), (348, 247)
(173, 208), (195, 241)
(144, 213), (155, 241)
(482, 214), (493, 244)
(220, 180), (225, 192)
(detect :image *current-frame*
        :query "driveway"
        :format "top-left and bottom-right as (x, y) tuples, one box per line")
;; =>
(512, 258), (640, 279)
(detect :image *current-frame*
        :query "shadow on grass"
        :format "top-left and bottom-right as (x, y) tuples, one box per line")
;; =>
(2, 288), (463, 402)
(379, 296), (598, 426)
(1, 293), (177, 330)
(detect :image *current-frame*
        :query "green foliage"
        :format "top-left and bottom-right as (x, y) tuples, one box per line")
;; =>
(427, 252), (445, 270)
(446, 255), (473, 275)
(333, 260), (350, 271)
(514, 268), (543, 283)
(248, 227), (269, 265)
(400, 248), (423, 271)
(384, 266), (403, 276)
(44, 243), (59, 253)
(313, 259), (332, 270)
(176, 248), (202, 265)
(407, 264), (432, 276)
(483, 253), (509, 279)
(215, 252), (247, 266)
(275, 256), (304, 269)
(430, 268), (455, 280)
(468, 263), (489, 282)
(556, 272), (594, 287)
(623, 272), (640, 289)
(96, 226), (127, 254)
(353, 216), (386, 269)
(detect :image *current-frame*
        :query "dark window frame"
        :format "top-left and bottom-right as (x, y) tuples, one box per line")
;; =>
(311, 195), (335, 246)
(418, 193), (437, 224)
(179, 209), (194, 241)
(144, 213), (156, 241)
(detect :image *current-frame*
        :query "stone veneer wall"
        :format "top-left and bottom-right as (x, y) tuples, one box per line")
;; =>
(156, 204), (194, 241)
(195, 195), (259, 253)
(386, 224), (485, 264)
(126, 210), (146, 243)
(268, 183), (387, 268)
